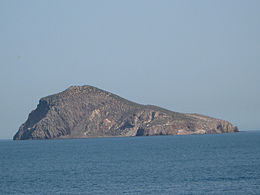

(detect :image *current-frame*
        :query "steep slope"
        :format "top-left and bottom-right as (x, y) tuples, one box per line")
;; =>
(13, 86), (238, 140)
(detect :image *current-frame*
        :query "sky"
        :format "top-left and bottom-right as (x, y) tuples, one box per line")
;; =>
(0, 0), (259, 139)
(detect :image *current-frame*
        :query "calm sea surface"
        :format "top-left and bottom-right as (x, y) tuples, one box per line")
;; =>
(1, 131), (260, 195)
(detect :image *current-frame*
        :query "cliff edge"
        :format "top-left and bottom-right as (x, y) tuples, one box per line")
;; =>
(13, 85), (238, 140)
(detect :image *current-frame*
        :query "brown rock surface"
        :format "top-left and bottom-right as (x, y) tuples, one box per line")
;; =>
(13, 85), (238, 140)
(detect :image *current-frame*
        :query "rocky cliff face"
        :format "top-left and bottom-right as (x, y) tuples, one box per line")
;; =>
(13, 86), (238, 140)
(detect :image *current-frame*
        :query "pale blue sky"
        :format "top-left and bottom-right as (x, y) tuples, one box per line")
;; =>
(0, 0), (259, 139)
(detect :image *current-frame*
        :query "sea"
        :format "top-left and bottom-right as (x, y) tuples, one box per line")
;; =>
(0, 131), (260, 195)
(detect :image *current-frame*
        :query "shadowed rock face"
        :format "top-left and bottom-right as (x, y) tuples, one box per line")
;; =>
(13, 86), (238, 140)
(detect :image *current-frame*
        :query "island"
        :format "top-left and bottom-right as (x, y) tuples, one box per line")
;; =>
(13, 85), (238, 140)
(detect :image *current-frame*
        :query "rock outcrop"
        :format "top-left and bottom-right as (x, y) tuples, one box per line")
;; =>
(13, 85), (238, 140)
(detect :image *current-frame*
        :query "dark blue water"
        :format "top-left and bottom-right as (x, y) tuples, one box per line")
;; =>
(1, 131), (260, 194)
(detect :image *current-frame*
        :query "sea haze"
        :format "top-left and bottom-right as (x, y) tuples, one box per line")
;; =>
(1, 131), (260, 194)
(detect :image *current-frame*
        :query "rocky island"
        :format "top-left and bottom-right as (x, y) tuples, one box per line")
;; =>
(13, 85), (238, 140)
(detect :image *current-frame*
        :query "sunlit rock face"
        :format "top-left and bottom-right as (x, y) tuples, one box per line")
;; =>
(13, 85), (238, 140)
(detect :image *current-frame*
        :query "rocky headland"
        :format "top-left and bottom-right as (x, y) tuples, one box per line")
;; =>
(13, 85), (238, 140)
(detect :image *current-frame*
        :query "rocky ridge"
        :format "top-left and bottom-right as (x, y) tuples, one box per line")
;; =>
(13, 85), (238, 140)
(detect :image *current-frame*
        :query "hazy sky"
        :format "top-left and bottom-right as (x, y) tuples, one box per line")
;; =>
(0, 0), (259, 139)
